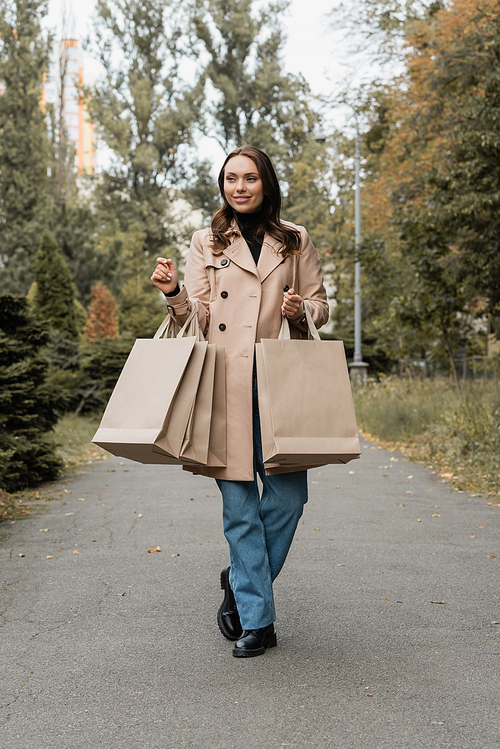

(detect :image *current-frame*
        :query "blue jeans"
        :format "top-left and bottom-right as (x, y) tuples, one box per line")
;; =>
(216, 367), (308, 630)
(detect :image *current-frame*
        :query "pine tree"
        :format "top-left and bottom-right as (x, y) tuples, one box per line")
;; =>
(84, 283), (119, 342)
(0, 295), (64, 492)
(34, 229), (79, 340)
(0, 0), (52, 294)
(51, 200), (107, 305)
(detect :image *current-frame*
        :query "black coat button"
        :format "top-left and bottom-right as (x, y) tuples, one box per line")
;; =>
(221, 291), (228, 299)
(220, 258), (228, 266)
(219, 323), (226, 331)
(283, 285), (289, 292)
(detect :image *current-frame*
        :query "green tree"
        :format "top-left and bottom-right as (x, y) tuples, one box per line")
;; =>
(192, 0), (318, 174)
(34, 229), (79, 340)
(51, 199), (109, 306)
(414, 1), (500, 313)
(86, 0), (204, 267)
(0, 295), (64, 492)
(0, 0), (52, 294)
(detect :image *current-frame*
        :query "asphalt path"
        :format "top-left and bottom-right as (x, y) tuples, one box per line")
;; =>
(1, 438), (499, 748)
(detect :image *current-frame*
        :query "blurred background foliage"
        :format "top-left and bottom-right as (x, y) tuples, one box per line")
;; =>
(0, 0), (499, 493)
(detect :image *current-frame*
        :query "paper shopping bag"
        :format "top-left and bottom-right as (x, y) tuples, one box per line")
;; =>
(255, 305), (360, 468)
(92, 309), (208, 464)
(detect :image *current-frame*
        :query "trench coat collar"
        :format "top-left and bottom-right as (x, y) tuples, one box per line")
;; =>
(222, 221), (284, 283)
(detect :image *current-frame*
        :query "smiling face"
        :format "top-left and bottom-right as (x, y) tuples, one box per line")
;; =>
(223, 155), (265, 214)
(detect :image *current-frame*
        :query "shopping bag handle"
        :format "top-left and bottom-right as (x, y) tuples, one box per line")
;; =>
(154, 306), (204, 341)
(278, 302), (321, 341)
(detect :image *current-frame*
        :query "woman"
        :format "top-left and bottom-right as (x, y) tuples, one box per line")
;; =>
(151, 145), (329, 657)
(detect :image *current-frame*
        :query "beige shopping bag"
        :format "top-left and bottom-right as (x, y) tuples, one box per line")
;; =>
(206, 345), (227, 467)
(181, 343), (227, 468)
(255, 304), (361, 468)
(92, 309), (209, 464)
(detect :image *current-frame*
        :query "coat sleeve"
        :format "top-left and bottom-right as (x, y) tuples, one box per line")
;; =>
(163, 231), (210, 335)
(288, 227), (329, 334)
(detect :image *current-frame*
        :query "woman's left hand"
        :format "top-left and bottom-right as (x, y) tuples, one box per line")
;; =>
(281, 288), (302, 318)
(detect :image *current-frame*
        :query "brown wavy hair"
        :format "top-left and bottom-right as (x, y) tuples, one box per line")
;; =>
(209, 145), (302, 257)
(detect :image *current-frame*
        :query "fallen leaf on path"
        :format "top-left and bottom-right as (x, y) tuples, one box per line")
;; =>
(18, 553), (25, 557)
(78, 498), (85, 501)
(416, 519), (422, 522)
(349, 471), (355, 474)
(486, 555), (496, 559)
(148, 546), (161, 553)
(138, 513), (143, 518)
(469, 535), (476, 539)
(40, 528), (48, 532)
(171, 553), (180, 557)
(383, 596), (388, 601)
(47, 581), (53, 585)
(314, 528), (320, 531)
(428, 489), (434, 492)
(433, 514), (440, 517)
(46, 555), (53, 559)
(73, 550), (79, 554)
(396, 503), (405, 507)
(440, 473), (453, 478)
(97, 494), (103, 497)
(406, 491), (413, 494)
(428, 600), (445, 604)
(407, 475), (414, 479)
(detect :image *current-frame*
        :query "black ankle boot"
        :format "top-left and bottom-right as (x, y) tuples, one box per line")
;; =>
(217, 567), (243, 641)
(232, 623), (277, 657)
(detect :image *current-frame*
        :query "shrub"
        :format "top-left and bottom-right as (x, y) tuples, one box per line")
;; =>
(0, 295), (64, 492)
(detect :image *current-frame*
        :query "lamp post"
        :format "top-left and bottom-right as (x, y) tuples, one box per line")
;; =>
(348, 118), (368, 385)
(314, 124), (368, 383)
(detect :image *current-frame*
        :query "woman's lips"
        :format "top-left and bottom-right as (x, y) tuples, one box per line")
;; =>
(234, 196), (251, 201)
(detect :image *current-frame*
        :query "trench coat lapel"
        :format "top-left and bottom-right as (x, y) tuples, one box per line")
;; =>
(222, 235), (259, 278)
(257, 234), (285, 283)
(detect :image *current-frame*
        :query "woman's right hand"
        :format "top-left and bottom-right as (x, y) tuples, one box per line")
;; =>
(151, 257), (179, 295)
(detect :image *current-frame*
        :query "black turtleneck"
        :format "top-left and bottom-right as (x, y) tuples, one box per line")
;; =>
(234, 206), (265, 266)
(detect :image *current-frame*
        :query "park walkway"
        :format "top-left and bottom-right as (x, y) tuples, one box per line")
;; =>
(1, 438), (499, 748)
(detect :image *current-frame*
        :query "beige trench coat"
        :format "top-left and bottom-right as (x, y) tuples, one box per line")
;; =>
(166, 221), (329, 481)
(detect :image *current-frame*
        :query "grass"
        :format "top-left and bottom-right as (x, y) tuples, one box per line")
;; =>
(53, 413), (103, 470)
(353, 377), (500, 498)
